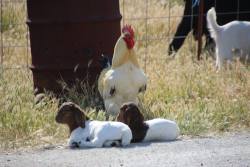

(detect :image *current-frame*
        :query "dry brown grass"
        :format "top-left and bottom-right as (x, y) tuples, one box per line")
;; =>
(0, 0), (249, 151)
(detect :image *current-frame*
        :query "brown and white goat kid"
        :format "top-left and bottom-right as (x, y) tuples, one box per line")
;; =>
(55, 102), (132, 148)
(116, 102), (180, 143)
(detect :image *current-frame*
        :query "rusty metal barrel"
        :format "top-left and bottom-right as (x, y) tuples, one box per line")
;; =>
(27, 0), (121, 95)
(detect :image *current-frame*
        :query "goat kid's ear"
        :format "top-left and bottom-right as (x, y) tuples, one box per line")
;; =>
(116, 112), (121, 121)
(75, 112), (85, 128)
(81, 114), (90, 128)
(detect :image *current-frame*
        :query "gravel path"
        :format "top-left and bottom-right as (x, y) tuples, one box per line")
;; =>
(1, 132), (250, 167)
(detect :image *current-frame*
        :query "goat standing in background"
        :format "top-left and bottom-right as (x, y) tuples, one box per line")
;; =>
(207, 7), (250, 70)
(169, 0), (250, 55)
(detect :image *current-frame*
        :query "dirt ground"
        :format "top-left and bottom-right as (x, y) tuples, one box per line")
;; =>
(0, 132), (250, 167)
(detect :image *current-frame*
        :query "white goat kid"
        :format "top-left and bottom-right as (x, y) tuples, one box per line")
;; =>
(117, 102), (180, 143)
(207, 7), (250, 70)
(55, 102), (132, 148)
(69, 120), (132, 148)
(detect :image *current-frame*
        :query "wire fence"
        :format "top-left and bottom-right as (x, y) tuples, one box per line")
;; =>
(0, 0), (248, 72)
(0, 0), (29, 70)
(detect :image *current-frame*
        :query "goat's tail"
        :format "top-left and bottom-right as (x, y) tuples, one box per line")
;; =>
(207, 7), (221, 39)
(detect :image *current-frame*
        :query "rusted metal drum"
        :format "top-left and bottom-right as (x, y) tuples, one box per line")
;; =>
(27, 0), (121, 95)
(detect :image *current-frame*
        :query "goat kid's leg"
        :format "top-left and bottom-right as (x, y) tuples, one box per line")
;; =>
(226, 58), (234, 70)
(215, 52), (220, 71)
(120, 132), (132, 147)
(217, 58), (224, 71)
(216, 48), (225, 71)
(103, 140), (121, 147)
(79, 138), (104, 148)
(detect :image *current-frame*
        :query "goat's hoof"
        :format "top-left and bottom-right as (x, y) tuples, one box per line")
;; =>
(71, 142), (80, 148)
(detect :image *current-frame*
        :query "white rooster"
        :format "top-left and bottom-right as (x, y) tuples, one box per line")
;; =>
(98, 25), (147, 116)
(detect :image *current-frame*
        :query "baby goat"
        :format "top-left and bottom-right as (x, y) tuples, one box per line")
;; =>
(207, 7), (250, 70)
(116, 102), (180, 143)
(56, 102), (132, 148)
(55, 102), (89, 133)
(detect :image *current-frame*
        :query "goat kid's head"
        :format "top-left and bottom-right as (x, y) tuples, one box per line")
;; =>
(56, 102), (89, 131)
(116, 102), (144, 126)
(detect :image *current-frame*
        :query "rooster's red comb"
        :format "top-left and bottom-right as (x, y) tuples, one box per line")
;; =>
(122, 25), (134, 38)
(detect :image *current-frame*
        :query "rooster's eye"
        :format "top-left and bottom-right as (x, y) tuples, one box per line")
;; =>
(124, 34), (131, 39)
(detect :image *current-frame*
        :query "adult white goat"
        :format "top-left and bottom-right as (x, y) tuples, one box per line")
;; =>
(207, 7), (250, 70)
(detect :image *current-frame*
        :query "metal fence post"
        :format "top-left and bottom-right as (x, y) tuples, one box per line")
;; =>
(197, 0), (204, 60)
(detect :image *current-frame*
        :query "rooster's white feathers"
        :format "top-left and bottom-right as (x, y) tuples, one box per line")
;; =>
(98, 25), (147, 116)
